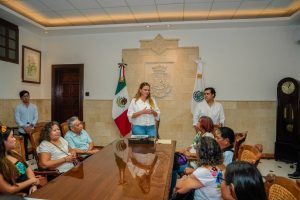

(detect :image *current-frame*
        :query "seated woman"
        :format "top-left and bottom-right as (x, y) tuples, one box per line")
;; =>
(170, 116), (215, 193)
(179, 116), (214, 158)
(174, 137), (224, 200)
(37, 122), (77, 173)
(215, 127), (235, 166)
(221, 161), (267, 200)
(0, 125), (39, 195)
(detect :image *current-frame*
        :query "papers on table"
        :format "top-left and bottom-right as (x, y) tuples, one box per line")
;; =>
(130, 135), (149, 139)
(156, 139), (172, 144)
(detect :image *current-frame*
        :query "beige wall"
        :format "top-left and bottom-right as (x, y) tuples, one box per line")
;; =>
(0, 99), (51, 126)
(0, 99), (276, 153)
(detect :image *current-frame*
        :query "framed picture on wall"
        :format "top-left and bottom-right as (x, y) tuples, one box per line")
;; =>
(22, 45), (41, 84)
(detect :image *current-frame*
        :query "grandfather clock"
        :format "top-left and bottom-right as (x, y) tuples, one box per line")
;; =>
(275, 77), (300, 162)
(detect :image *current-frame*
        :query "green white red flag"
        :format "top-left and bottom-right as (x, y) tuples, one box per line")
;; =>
(112, 62), (131, 136)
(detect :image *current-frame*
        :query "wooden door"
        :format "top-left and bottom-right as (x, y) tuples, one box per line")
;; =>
(52, 64), (84, 123)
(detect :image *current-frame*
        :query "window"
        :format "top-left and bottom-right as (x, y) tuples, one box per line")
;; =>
(0, 18), (19, 64)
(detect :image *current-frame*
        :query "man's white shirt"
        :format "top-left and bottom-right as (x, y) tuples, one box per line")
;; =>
(193, 100), (225, 126)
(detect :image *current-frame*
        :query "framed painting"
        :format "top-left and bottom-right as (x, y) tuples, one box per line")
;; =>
(22, 45), (41, 84)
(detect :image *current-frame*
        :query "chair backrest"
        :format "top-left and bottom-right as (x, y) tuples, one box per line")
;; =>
(237, 144), (262, 166)
(60, 121), (86, 137)
(265, 173), (300, 200)
(60, 122), (69, 137)
(233, 131), (247, 161)
(14, 135), (26, 161)
(33, 122), (47, 133)
(29, 130), (42, 164)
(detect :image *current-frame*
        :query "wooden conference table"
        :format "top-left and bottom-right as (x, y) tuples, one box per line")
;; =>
(29, 139), (176, 200)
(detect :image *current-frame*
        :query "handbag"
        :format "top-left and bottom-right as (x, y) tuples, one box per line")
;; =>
(173, 152), (188, 170)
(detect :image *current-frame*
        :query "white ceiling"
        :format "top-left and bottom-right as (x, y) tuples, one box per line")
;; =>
(0, 0), (300, 36)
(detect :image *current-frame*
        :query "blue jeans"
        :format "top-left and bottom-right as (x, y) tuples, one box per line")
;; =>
(132, 125), (156, 137)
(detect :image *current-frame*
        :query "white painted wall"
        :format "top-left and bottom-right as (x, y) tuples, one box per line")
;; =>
(0, 27), (43, 99)
(1, 25), (300, 100)
(43, 25), (300, 100)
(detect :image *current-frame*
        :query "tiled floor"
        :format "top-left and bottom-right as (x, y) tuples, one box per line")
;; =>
(258, 158), (297, 179)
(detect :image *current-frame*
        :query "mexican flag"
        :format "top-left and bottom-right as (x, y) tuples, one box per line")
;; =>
(191, 59), (205, 114)
(112, 62), (131, 136)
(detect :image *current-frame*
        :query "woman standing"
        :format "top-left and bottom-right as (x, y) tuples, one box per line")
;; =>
(37, 122), (77, 173)
(0, 126), (39, 194)
(127, 82), (160, 137)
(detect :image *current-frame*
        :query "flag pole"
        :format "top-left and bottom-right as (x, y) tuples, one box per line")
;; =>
(113, 59), (132, 138)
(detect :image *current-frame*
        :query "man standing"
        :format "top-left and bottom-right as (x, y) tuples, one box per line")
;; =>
(192, 87), (225, 131)
(64, 116), (99, 156)
(15, 90), (38, 160)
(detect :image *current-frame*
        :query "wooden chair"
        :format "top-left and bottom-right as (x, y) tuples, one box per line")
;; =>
(237, 144), (262, 166)
(29, 129), (42, 164)
(233, 131), (247, 161)
(14, 135), (26, 161)
(60, 122), (69, 137)
(265, 173), (300, 200)
(27, 122), (48, 157)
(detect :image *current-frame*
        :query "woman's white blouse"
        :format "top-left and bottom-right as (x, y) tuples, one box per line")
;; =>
(127, 98), (160, 126)
(37, 137), (74, 173)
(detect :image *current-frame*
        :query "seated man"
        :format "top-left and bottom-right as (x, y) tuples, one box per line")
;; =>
(64, 116), (99, 156)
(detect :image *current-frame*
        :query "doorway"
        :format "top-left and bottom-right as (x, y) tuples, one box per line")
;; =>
(51, 64), (84, 123)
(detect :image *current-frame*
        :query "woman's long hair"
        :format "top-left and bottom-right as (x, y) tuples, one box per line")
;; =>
(224, 161), (267, 200)
(39, 121), (60, 143)
(196, 136), (223, 166)
(134, 82), (155, 108)
(0, 126), (26, 185)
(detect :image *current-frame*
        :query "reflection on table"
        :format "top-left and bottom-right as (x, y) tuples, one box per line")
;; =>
(113, 139), (159, 193)
(29, 138), (176, 200)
